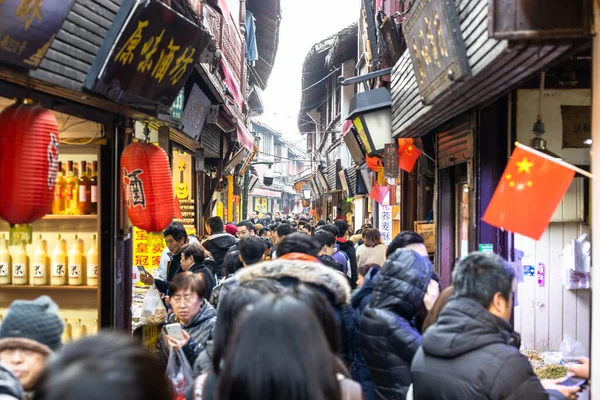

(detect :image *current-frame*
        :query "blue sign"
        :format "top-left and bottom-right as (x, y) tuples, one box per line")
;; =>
(524, 265), (535, 277)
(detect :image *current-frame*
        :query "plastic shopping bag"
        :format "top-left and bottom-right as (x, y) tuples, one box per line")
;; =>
(559, 334), (588, 363)
(141, 284), (168, 325)
(166, 346), (193, 400)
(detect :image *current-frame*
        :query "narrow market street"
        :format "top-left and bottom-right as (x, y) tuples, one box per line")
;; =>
(0, 0), (597, 399)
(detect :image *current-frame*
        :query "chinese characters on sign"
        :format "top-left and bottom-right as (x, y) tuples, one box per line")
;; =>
(0, 0), (73, 69)
(132, 227), (165, 287)
(86, 0), (211, 108)
(378, 196), (392, 245)
(123, 168), (147, 209)
(180, 83), (211, 140)
(402, 0), (470, 104)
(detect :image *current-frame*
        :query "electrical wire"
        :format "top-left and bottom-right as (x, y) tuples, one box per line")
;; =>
(302, 66), (341, 92)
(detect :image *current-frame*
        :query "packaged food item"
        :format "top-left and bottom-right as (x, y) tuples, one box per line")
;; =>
(140, 284), (167, 325)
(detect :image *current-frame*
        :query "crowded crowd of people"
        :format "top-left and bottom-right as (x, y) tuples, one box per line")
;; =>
(0, 213), (588, 399)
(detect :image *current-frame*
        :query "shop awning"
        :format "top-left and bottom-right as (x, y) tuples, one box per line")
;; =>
(251, 188), (282, 197)
(236, 123), (255, 152)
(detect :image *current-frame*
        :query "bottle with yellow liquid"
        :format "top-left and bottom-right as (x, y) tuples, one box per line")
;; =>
(86, 234), (98, 286)
(52, 161), (66, 215)
(0, 234), (11, 285)
(68, 235), (83, 286)
(64, 161), (79, 215)
(32, 234), (49, 286)
(51, 234), (67, 286)
(12, 237), (28, 285)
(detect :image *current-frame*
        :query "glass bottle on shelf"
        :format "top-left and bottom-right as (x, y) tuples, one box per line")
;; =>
(90, 161), (98, 215)
(0, 234), (11, 285)
(12, 237), (28, 285)
(64, 161), (79, 215)
(78, 161), (92, 215)
(52, 161), (66, 215)
(86, 234), (98, 286)
(51, 234), (67, 286)
(68, 235), (83, 286)
(32, 234), (49, 286)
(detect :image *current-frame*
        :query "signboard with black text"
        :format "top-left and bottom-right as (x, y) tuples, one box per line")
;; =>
(85, 0), (211, 110)
(0, 0), (74, 69)
(180, 83), (211, 141)
(402, 0), (470, 105)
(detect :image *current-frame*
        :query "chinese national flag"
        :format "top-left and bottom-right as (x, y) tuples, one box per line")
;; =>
(173, 197), (183, 220)
(482, 146), (575, 240)
(398, 138), (421, 172)
(370, 184), (390, 205)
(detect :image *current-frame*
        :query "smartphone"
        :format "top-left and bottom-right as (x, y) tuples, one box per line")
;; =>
(136, 265), (148, 277)
(560, 376), (587, 387)
(164, 323), (186, 341)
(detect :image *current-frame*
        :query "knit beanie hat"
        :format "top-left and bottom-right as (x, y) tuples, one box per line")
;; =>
(225, 224), (238, 236)
(0, 296), (64, 355)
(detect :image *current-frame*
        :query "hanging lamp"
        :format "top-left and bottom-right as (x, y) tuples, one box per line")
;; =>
(530, 71), (562, 159)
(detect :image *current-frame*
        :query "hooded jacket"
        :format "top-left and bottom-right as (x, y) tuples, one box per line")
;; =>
(360, 249), (432, 400)
(202, 233), (236, 278)
(351, 267), (380, 322)
(411, 297), (565, 400)
(337, 238), (358, 288)
(319, 254), (345, 273)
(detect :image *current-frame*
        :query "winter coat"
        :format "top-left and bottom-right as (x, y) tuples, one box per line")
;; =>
(337, 238), (358, 288)
(188, 263), (216, 300)
(351, 267), (380, 322)
(0, 362), (23, 400)
(360, 249), (432, 400)
(319, 254), (345, 273)
(356, 244), (387, 268)
(411, 297), (566, 400)
(161, 301), (217, 366)
(202, 234), (236, 278)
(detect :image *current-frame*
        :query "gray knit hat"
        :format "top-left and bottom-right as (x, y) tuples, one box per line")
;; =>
(0, 296), (64, 355)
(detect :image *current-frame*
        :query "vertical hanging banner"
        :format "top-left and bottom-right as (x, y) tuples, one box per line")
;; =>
(85, 0), (212, 110)
(378, 194), (392, 244)
(0, 0), (74, 69)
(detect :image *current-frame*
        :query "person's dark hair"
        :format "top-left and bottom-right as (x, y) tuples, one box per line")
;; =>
(217, 296), (341, 400)
(238, 236), (267, 266)
(297, 221), (313, 235)
(313, 230), (336, 249)
(386, 231), (425, 257)
(276, 233), (320, 258)
(163, 221), (187, 242)
(364, 228), (383, 248)
(452, 253), (515, 309)
(286, 285), (340, 354)
(212, 287), (263, 374)
(320, 224), (339, 238)
(181, 242), (206, 265)
(33, 332), (171, 400)
(276, 223), (295, 238)
(358, 263), (380, 278)
(206, 216), (225, 234)
(316, 220), (326, 227)
(169, 271), (206, 299)
(239, 278), (285, 294)
(259, 227), (271, 237)
(332, 220), (349, 238)
(236, 220), (256, 233)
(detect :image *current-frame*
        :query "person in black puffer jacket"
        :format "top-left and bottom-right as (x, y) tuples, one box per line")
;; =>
(202, 217), (236, 279)
(360, 248), (433, 400)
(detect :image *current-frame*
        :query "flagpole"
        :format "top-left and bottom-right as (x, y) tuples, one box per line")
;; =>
(515, 142), (596, 180)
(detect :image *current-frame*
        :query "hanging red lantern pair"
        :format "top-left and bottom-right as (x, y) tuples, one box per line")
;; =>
(0, 102), (59, 225)
(121, 141), (174, 233)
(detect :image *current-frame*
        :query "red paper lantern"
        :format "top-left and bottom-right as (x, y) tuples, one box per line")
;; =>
(0, 103), (59, 224)
(121, 141), (174, 232)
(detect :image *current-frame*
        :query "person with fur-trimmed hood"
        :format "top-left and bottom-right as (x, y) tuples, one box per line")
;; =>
(215, 233), (374, 399)
(0, 296), (64, 399)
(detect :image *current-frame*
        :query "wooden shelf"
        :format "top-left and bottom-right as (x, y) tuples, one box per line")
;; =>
(0, 285), (98, 291)
(41, 215), (97, 221)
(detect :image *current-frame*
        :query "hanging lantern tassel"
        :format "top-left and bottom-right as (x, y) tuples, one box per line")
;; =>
(121, 141), (174, 233)
(0, 102), (59, 228)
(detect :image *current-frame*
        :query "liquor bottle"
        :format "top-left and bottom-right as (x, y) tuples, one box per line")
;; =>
(64, 161), (79, 215)
(32, 234), (49, 286)
(51, 234), (67, 286)
(86, 234), (98, 286)
(78, 161), (92, 215)
(12, 237), (28, 285)
(52, 161), (66, 215)
(68, 235), (83, 286)
(0, 234), (11, 285)
(90, 161), (98, 215)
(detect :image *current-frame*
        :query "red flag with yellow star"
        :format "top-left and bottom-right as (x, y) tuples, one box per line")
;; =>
(482, 146), (575, 240)
(398, 138), (421, 172)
